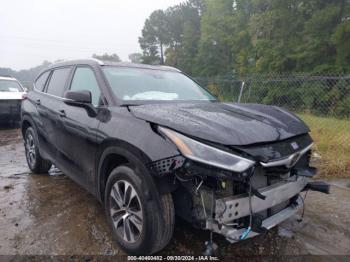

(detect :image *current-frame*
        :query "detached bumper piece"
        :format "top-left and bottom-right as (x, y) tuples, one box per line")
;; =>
(304, 181), (331, 194)
(210, 196), (302, 243)
(204, 176), (331, 243)
(206, 176), (308, 242)
(215, 176), (308, 224)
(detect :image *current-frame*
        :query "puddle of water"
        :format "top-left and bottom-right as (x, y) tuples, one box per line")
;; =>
(278, 226), (294, 238)
(48, 166), (63, 176)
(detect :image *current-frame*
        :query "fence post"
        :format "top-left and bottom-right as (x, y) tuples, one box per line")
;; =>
(238, 81), (245, 103)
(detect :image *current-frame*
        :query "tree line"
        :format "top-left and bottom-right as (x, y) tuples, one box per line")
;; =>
(139, 0), (350, 77)
(0, 54), (122, 89)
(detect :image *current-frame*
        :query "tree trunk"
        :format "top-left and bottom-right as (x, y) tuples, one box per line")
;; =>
(160, 42), (164, 65)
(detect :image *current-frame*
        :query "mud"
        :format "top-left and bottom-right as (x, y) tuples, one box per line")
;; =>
(0, 127), (349, 258)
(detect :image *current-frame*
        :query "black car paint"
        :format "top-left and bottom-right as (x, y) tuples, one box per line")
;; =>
(22, 60), (181, 199)
(129, 102), (309, 146)
(21, 59), (311, 202)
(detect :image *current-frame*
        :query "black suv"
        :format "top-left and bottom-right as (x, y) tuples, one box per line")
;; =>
(21, 59), (328, 255)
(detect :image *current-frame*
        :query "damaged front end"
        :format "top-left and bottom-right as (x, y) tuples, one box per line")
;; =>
(151, 127), (330, 244)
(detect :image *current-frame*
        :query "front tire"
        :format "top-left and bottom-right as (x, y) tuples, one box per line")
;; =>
(24, 127), (52, 173)
(104, 165), (174, 255)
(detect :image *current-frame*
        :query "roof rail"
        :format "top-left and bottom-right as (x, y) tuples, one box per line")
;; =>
(0, 74), (16, 79)
(0, 74), (14, 78)
(89, 58), (105, 65)
(52, 58), (105, 65)
(158, 65), (181, 72)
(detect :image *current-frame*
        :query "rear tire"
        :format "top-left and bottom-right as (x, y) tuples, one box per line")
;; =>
(104, 165), (174, 255)
(24, 127), (52, 173)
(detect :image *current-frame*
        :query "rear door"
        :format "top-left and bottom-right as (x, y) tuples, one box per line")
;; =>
(55, 66), (103, 190)
(38, 67), (73, 161)
(30, 71), (52, 159)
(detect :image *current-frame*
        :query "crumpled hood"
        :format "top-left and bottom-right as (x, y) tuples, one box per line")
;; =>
(129, 102), (310, 146)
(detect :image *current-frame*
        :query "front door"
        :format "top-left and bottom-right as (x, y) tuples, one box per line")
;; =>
(55, 66), (103, 191)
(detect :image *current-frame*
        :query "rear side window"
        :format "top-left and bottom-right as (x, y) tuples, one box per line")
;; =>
(46, 67), (71, 97)
(35, 71), (50, 91)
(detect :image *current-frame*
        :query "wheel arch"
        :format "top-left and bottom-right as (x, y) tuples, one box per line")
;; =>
(96, 139), (157, 203)
(21, 114), (36, 138)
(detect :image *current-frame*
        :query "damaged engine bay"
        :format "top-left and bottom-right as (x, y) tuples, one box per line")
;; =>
(151, 127), (330, 250)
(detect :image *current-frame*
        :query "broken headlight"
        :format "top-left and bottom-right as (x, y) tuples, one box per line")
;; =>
(159, 127), (255, 173)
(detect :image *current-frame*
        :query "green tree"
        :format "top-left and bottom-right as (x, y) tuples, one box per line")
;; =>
(139, 10), (170, 65)
(92, 53), (121, 62)
(194, 0), (235, 76)
(294, 0), (347, 73)
(164, 1), (203, 74)
(138, 0), (350, 75)
(128, 53), (142, 64)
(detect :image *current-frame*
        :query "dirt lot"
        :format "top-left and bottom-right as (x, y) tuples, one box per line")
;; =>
(0, 127), (350, 259)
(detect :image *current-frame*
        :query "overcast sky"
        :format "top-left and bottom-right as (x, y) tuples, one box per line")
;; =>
(0, 0), (184, 70)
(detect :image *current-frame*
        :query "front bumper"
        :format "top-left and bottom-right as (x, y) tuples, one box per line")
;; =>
(207, 176), (308, 242)
(209, 196), (302, 243)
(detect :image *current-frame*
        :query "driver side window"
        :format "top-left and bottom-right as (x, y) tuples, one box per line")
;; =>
(70, 67), (101, 106)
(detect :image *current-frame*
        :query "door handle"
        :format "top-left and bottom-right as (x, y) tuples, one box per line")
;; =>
(58, 109), (66, 117)
(35, 99), (41, 105)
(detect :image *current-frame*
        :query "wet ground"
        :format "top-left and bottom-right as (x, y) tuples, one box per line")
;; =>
(0, 127), (350, 259)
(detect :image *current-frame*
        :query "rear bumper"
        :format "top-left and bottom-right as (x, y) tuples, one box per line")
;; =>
(206, 176), (308, 242)
(0, 100), (21, 122)
(0, 112), (21, 122)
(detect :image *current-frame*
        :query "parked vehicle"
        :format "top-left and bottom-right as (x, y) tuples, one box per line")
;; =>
(21, 59), (329, 255)
(0, 76), (26, 125)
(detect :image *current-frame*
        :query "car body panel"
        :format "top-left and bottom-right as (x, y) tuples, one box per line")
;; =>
(96, 106), (180, 161)
(129, 102), (309, 146)
(235, 133), (313, 162)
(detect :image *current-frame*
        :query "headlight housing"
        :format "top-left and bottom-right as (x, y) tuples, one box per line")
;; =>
(159, 127), (255, 173)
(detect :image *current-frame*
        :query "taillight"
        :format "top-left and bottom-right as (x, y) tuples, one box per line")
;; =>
(22, 94), (27, 100)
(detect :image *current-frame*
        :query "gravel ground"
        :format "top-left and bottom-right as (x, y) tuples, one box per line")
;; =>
(0, 127), (349, 259)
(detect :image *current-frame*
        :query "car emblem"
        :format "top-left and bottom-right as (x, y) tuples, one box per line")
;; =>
(287, 152), (301, 168)
(291, 142), (299, 150)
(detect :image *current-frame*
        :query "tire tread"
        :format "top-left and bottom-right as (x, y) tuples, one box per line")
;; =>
(25, 127), (52, 174)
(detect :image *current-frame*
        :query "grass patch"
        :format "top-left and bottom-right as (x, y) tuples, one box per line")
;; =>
(298, 114), (350, 178)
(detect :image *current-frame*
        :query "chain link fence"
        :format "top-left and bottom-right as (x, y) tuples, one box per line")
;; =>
(195, 73), (350, 177)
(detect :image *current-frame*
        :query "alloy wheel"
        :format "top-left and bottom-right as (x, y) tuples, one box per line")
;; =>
(25, 133), (36, 166)
(109, 180), (143, 243)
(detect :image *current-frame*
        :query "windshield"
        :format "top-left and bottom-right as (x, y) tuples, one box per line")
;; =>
(102, 66), (216, 102)
(0, 80), (23, 92)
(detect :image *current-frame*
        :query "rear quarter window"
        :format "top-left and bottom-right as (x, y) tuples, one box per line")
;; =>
(46, 67), (72, 97)
(34, 71), (50, 92)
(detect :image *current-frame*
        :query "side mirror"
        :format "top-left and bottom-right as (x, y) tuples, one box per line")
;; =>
(64, 90), (97, 117)
(64, 90), (92, 104)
